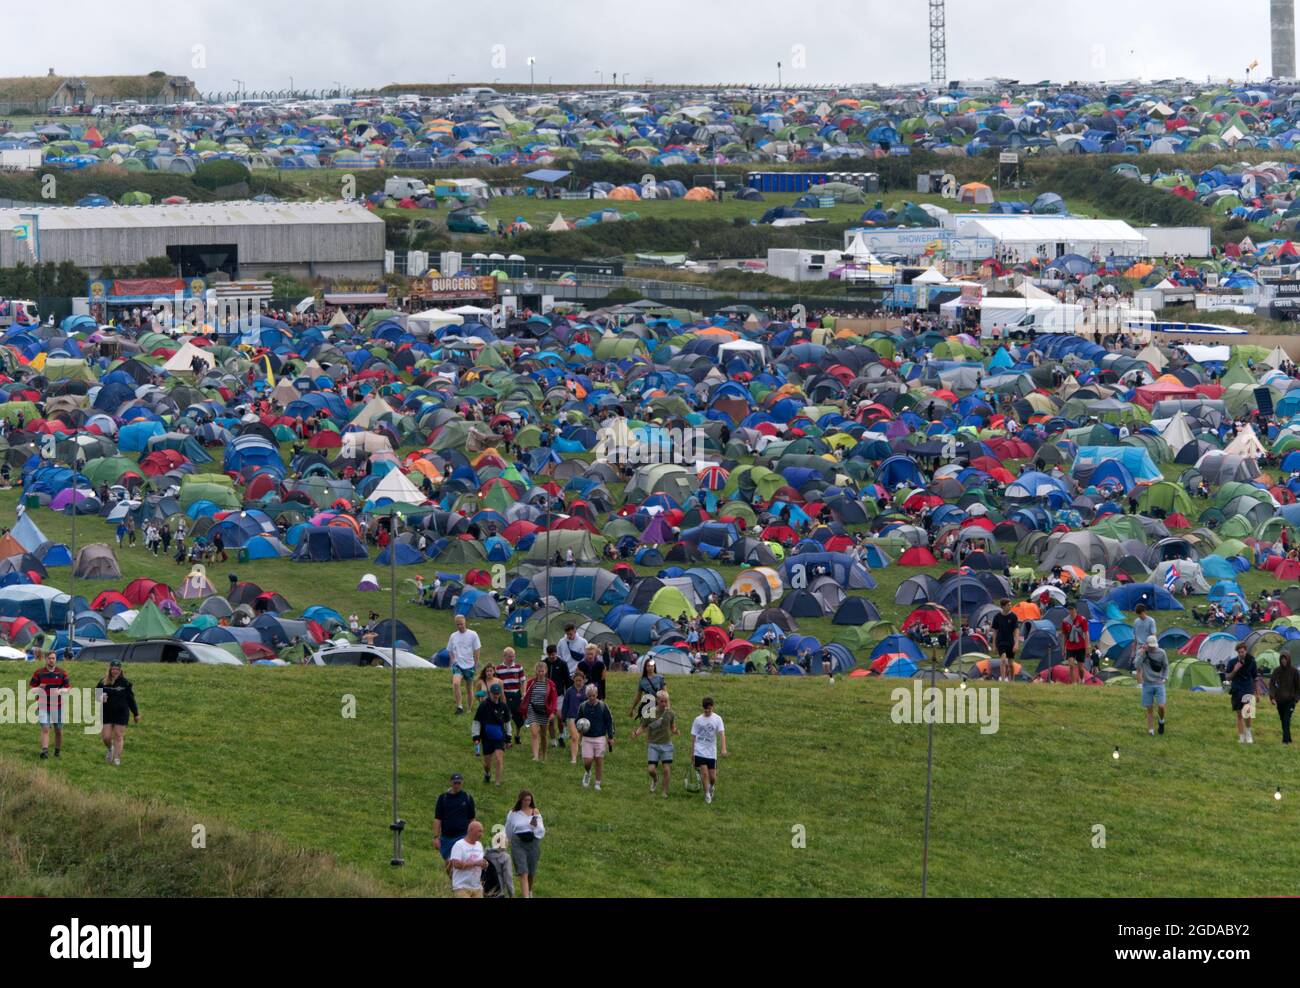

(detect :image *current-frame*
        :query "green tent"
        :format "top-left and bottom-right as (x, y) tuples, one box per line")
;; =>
(1167, 657), (1220, 691)
(126, 600), (178, 640)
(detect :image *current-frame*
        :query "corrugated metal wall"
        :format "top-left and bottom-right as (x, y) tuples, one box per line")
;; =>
(0, 220), (385, 269)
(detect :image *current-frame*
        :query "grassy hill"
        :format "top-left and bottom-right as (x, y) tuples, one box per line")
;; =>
(0, 660), (1292, 897)
(0, 758), (386, 896)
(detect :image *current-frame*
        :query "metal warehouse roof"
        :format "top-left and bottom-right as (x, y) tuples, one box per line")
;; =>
(951, 216), (1146, 243)
(0, 200), (384, 232)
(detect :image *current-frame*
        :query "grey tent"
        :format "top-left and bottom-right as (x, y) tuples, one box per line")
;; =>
(73, 543), (121, 580)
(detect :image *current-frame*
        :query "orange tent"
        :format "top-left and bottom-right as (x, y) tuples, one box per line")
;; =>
(1011, 601), (1041, 621)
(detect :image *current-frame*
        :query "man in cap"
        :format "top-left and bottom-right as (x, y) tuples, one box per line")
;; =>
(1135, 635), (1169, 737)
(433, 772), (476, 863)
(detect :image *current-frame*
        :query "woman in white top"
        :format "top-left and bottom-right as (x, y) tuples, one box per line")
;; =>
(505, 789), (545, 898)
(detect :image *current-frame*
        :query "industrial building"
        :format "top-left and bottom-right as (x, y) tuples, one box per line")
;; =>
(0, 201), (386, 280)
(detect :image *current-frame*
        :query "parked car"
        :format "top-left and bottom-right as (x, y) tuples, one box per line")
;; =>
(309, 642), (433, 669)
(74, 640), (243, 665)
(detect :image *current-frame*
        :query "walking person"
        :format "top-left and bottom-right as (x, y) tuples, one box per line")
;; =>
(1061, 602), (1089, 684)
(496, 647), (526, 742)
(561, 669), (587, 764)
(28, 649), (70, 759)
(98, 659), (139, 765)
(1226, 642), (1258, 744)
(473, 682), (513, 786)
(544, 642), (571, 750)
(1131, 602), (1156, 651)
(522, 661), (557, 761)
(448, 820), (488, 898)
(1270, 652), (1300, 744)
(505, 790), (545, 898)
(991, 599), (1020, 683)
(577, 643), (607, 700)
(629, 657), (665, 720)
(577, 683), (614, 792)
(632, 689), (678, 797)
(447, 614), (481, 715)
(691, 696), (727, 804)
(557, 623), (587, 676)
(1135, 635), (1168, 737)
(433, 772), (476, 863)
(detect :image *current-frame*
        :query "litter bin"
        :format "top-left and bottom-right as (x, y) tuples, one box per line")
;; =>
(238, 548), (250, 563)
(512, 630), (528, 650)
(24, 494), (38, 509)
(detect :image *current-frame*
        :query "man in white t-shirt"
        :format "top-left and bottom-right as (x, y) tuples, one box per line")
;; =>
(448, 820), (488, 898)
(447, 614), (482, 715)
(557, 624), (588, 676)
(691, 696), (727, 805)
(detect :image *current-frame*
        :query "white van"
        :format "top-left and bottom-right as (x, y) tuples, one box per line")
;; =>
(0, 299), (38, 328)
(384, 176), (430, 199)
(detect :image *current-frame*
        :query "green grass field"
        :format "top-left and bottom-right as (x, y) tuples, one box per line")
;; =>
(0, 472), (1296, 897)
(371, 188), (1115, 240)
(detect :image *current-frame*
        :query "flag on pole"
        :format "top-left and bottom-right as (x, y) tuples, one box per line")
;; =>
(1164, 562), (1178, 594)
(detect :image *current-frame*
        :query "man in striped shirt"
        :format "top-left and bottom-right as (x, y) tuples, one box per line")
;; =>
(29, 651), (70, 760)
(496, 647), (525, 738)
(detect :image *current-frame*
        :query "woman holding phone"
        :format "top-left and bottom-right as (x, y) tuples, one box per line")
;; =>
(98, 659), (139, 766)
(505, 790), (545, 898)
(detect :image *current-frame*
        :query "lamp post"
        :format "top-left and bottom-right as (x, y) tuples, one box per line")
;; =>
(388, 505), (404, 866)
(920, 632), (937, 897)
(233, 79), (244, 100)
(527, 57), (536, 92)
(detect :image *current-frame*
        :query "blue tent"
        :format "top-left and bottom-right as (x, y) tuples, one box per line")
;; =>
(375, 543), (424, 566)
(869, 635), (925, 662)
(1099, 583), (1184, 611)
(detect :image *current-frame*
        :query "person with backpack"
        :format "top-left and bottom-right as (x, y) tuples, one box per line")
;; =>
(1135, 635), (1168, 737)
(521, 661), (557, 761)
(629, 657), (665, 720)
(1226, 642), (1258, 744)
(473, 682), (514, 786)
(577, 684), (614, 792)
(1061, 603), (1089, 684)
(1269, 652), (1300, 745)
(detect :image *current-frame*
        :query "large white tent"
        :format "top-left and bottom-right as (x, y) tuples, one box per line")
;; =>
(950, 216), (1147, 263)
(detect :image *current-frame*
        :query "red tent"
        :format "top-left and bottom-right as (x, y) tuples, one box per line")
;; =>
(899, 546), (939, 566)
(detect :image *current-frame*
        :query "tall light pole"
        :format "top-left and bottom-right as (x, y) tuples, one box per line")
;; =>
(232, 79), (244, 100)
(289, 76), (294, 95)
(777, 62), (782, 88)
(387, 505), (404, 867)
(528, 57), (536, 92)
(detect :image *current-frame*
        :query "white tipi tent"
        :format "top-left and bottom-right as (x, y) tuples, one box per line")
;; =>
(1135, 343), (1168, 371)
(1224, 423), (1267, 460)
(1158, 410), (1195, 454)
(364, 468), (426, 506)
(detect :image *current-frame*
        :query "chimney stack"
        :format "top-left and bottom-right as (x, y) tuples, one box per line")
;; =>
(1274, 0), (1296, 79)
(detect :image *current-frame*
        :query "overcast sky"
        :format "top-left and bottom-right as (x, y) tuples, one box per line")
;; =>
(7, 1), (1284, 93)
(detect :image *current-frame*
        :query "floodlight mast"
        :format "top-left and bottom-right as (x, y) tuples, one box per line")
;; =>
(929, 0), (947, 91)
